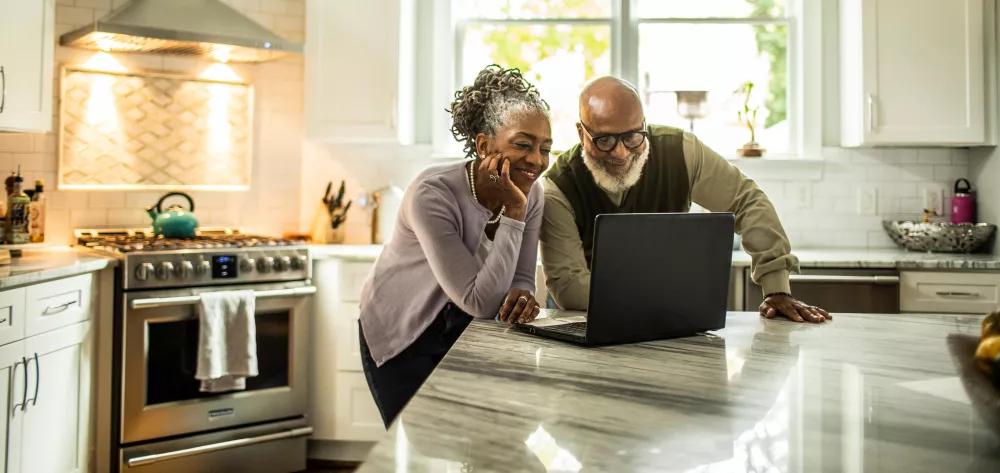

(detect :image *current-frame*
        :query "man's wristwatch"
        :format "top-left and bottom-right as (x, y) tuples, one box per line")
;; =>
(764, 291), (792, 299)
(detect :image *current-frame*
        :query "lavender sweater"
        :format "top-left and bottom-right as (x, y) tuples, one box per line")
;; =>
(359, 160), (543, 366)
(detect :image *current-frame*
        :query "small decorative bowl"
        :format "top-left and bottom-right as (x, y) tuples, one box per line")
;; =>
(882, 220), (996, 253)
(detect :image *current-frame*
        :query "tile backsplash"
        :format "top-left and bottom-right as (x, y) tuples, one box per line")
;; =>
(0, 0), (305, 244)
(305, 143), (973, 250)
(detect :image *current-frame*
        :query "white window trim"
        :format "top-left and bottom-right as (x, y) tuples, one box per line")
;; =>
(429, 0), (824, 179)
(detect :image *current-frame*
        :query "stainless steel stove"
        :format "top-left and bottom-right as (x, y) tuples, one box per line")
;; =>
(77, 228), (311, 290)
(78, 228), (314, 473)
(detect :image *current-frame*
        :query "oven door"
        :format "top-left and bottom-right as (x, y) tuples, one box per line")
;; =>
(121, 282), (314, 444)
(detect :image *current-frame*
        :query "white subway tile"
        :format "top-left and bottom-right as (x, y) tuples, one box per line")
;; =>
(867, 231), (898, 249)
(89, 192), (125, 208)
(867, 164), (900, 181)
(879, 182), (918, 198)
(934, 165), (969, 182)
(796, 230), (868, 248)
(246, 11), (276, 28)
(71, 209), (108, 227)
(951, 149), (970, 165)
(108, 209), (148, 226)
(287, 0), (305, 16)
(0, 133), (35, 153)
(45, 209), (72, 245)
(882, 149), (918, 163)
(126, 192), (165, 209)
(899, 197), (925, 214)
(899, 164), (934, 182)
(877, 196), (900, 215)
(275, 14), (303, 33)
(849, 149), (884, 164)
(230, 0), (261, 13)
(917, 149), (952, 164)
(57, 0), (75, 6)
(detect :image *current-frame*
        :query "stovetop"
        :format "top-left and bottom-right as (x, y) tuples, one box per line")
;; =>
(75, 228), (312, 290)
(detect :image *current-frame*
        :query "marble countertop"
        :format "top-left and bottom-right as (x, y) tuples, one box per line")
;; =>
(0, 247), (115, 289)
(312, 244), (1000, 270)
(357, 312), (1000, 472)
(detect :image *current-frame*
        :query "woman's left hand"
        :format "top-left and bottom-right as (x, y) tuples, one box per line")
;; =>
(499, 289), (541, 325)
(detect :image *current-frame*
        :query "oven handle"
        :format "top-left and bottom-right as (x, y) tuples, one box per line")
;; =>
(125, 426), (314, 467)
(131, 286), (317, 310)
(789, 275), (900, 285)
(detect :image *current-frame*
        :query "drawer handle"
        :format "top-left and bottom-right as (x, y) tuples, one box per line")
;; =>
(42, 301), (76, 315)
(935, 291), (980, 298)
(0, 318), (7, 324)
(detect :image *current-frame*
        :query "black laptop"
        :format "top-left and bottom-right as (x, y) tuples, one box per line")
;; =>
(515, 212), (735, 345)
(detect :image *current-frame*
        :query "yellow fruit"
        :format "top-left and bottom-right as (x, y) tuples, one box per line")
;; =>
(981, 310), (1000, 339)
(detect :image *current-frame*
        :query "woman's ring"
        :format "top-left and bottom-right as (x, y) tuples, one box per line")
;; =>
(490, 173), (500, 183)
(518, 295), (528, 303)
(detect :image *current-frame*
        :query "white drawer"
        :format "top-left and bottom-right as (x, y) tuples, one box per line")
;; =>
(337, 262), (373, 303)
(335, 303), (363, 372)
(900, 271), (1000, 314)
(334, 371), (385, 441)
(25, 273), (92, 337)
(0, 288), (26, 346)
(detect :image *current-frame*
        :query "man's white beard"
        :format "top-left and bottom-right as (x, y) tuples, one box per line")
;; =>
(582, 144), (650, 194)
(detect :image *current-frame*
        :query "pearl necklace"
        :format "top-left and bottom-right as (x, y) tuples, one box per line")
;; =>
(468, 160), (505, 225)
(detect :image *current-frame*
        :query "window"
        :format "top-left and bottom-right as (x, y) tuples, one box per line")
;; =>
(448, 0), (809, 159)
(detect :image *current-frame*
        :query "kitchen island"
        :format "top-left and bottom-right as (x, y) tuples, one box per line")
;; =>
(356, 312), (1000, 472)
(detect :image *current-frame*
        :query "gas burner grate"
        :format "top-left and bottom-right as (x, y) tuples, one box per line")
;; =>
(75, 228), (306, 253)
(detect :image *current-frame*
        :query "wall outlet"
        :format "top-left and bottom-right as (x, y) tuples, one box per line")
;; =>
(858, 188), (878, 215)
(921, 185), (947, 215)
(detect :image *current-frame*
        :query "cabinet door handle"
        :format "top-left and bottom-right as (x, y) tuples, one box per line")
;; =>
(935, 291), (979, 298)
(0, 65), (5, 114)
(0, 317), (7, 324)
(25, 352), (39, 407)
(43, 301), (76, 315)
(867, 94), (875, 132)
(13, 356), (27, 413)
(9, 359), (23, 417)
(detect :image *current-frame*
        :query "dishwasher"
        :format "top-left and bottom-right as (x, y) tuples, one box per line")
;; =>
(744, 268), (900, 314)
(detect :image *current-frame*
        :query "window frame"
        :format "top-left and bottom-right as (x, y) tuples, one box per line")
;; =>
(432, 0), (821, 166)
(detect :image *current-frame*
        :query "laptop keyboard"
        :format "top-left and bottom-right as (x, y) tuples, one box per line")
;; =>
(542, 321), (587, 336)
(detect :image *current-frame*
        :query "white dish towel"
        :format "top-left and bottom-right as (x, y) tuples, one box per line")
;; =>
(196, 290), (258, 393)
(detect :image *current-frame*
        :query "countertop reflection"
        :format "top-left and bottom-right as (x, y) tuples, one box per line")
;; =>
(356, 312), (1000, 473)
(0, 247), (115, 289)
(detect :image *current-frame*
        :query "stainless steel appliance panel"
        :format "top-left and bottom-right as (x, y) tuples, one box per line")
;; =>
(121, 418), (311, 473)
(121, 281), (312, 444)
(744, 268), (900, 314)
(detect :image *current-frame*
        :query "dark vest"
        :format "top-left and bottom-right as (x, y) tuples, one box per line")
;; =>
(546, 125), (691, 267)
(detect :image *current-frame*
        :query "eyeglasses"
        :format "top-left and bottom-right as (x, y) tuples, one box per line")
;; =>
(579, 122), (649, 153)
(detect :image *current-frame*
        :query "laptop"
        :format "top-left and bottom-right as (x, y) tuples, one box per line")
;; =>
(514, 212), (735, 345)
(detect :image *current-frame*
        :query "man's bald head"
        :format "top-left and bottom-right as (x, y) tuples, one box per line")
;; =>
(579, 77), (644, 130)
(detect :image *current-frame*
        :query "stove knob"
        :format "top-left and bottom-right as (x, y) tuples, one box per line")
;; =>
(275, 256), (291, 272)
(240, 257), (255, 273)
(176, 261), (194, 279)
(290, 254), (307, 270)
(257, 257), (274, 273)
(155, 261), (175, 280)
(135, 262), (155, 281)
(196, 260), (211, 275)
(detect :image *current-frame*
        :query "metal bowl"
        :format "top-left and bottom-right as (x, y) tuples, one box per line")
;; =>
(882, 220), (996, 253)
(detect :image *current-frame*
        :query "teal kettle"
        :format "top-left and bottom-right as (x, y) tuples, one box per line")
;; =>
(147, 192), (199, 238)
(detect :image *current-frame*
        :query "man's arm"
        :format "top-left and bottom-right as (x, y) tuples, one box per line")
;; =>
(683, 133), (798, 296)
(539, 178), (592, 310)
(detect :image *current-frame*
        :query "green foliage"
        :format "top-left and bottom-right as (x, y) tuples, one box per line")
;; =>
(478, 0), (610, 82)
(735, 81), (760, 143)
(746, 0), (787, 129)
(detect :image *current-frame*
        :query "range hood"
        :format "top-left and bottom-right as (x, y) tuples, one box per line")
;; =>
(60, 0), (302, 63)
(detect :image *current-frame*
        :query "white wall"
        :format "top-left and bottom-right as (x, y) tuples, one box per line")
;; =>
(0, 0), (305, 244)
(301, 0), (974, 249)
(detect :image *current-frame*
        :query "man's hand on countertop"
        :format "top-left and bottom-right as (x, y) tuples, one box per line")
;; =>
(760, 294), (831, 323)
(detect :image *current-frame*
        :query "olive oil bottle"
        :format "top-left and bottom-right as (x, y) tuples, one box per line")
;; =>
(6, 168), (30, 245)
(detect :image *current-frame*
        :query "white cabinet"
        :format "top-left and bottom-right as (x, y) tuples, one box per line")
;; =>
(19, 321), (91, 473)
(0, 341), (26, 473)
(309, 257), (384, 444)
(840, 0), (988, 146)
(304, 0), (415, 143)
(0, 272), (97, 473)
(900, 271), (1000, 314)
(0, 0), (55, 133)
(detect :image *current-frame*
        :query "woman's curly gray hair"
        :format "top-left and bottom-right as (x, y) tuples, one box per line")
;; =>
(447, 65), (550, 159)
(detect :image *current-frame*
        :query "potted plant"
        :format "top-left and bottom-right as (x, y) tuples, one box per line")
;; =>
(735, 81), (765, 158)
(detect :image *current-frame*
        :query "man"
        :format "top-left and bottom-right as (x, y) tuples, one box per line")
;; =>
(540, 77), (830, 323)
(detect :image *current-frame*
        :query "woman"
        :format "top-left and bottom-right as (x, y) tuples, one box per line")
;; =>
(358, 65), (553, 427)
